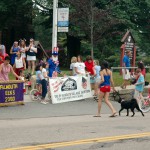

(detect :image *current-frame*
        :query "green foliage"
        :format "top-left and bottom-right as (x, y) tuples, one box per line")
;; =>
(0, 0), (150, 67)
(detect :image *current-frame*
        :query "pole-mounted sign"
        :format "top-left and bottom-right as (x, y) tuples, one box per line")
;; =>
(58, 8), (69, 32)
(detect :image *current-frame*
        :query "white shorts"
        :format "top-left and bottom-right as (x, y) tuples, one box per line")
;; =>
(27, 55), (36, 61)
(95, 77), (101, 83)
(122, 69), (130, 80)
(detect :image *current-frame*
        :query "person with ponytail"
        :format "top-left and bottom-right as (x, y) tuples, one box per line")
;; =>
(94, 61), (117, 117)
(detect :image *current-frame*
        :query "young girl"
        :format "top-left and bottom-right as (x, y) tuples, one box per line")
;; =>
(13, 51), (26, 79)
(94, 60), (101, 98)
(19, 70), (26, 94)
(94, 61), (116, 117)
(70, 56), (77, 76)
(134, 68), (145, 103)
(35, 64), (48, 104)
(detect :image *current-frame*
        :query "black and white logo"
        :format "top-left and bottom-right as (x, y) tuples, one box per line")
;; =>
(61, 78), (77, 91)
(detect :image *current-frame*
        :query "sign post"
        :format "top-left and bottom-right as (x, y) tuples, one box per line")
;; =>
(52, 0), (58, 54)
(120, 30), (136, 74)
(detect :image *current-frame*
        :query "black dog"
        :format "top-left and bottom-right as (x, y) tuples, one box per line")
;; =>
(118, 98), (144, 117)
(113, 91), (144, 117)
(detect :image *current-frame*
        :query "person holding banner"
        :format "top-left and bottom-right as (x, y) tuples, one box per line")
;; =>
(94, 61), (116, 117)
(0, 56), (21, 81)
(70, 56), (77, 76)
(74, 55), (86, 75)
(85, 55), (96, 97)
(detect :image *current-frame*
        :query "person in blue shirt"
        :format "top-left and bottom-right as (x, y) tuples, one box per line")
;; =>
(10, 41), (20, 65)
(94, 61), (116, 117)
(134, 68), (145, 103)
(47, 51), (61, 78)
(121, 50), (131, 89)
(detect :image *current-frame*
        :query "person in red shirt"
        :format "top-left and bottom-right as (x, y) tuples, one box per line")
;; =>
(85, 55), (95, 76)
(84, 55), (96, 96)
(0, 45), (8, 65)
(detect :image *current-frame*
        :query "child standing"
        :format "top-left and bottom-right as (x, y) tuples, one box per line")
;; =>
(19, 70), (26, 94)
(134, 68), (145, 103)
(35, 64), (48, 104)
(94, 60), (101, 99)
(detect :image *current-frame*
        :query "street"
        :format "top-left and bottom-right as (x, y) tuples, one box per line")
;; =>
(0, 95), (150, 150)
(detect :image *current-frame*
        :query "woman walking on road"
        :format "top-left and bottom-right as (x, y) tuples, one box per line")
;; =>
(94, 61), (116, 117)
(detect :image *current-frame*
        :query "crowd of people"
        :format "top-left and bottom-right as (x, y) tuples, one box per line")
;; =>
(0, 42), (148, 114)
(0, 39), (37, 81)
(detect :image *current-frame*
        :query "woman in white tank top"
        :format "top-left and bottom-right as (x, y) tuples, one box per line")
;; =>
(13, 51), (26, 79)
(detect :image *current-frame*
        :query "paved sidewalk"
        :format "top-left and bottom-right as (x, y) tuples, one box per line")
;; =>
(24, 84), (150, 103)
(0, 85), (149, 120)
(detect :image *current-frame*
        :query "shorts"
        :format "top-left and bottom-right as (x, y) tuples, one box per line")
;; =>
(122, 69), (130, 80)
(23, 89), (26, 93)
(90, 76), (96, 84)
(100, 85), (111, 93)
(134, 90), (142, 100)
(95, 77), (101, 83)
(27, 55), (36, 61)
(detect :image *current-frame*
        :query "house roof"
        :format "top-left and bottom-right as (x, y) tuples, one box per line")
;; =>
(121, 30), (135, 43)
(34, 41), (49, 58)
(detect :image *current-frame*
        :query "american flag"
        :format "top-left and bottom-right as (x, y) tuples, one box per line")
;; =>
(82, 77), (87, 89)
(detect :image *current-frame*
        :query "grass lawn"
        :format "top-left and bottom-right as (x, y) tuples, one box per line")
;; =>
(9, 70), (150, 87)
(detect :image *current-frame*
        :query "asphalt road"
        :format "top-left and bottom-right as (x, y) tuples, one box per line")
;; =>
(0, 95), (150, 150)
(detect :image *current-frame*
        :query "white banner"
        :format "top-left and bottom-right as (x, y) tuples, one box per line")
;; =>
(49, 75), (92, 104)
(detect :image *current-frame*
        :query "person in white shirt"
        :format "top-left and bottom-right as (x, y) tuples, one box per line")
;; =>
(70, 56), (77, 76)
(74, 55), (86, 75)
(26, 38), (37, 75)
(13, 51), (26, 80)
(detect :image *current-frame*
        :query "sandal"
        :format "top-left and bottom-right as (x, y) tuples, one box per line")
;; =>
(109, 113), (117, 117)
(93, 115), (101, 117)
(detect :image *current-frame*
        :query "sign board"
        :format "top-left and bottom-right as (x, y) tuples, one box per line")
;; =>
(120, 30), (136, 73)
(58, 27), (68, 32)
(58, 8), (69, 32)
(49, 75), (92, 104)
(0, 81), (24, 106)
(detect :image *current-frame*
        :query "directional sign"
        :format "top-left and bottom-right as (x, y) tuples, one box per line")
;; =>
(58, 8), (69, 32)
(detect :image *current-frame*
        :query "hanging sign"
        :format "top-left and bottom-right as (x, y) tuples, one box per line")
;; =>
(57, 8), (69, 32)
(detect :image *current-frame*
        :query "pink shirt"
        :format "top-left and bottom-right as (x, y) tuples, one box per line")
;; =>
(0, 63), (11, 81)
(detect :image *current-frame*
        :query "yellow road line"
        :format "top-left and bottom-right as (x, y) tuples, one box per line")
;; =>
(4, 132), (150, 150)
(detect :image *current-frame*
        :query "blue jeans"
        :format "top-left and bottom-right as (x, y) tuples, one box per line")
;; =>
(41, 79), (47, 99)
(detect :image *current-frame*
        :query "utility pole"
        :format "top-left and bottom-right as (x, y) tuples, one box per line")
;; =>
(52, 0), (58, 53)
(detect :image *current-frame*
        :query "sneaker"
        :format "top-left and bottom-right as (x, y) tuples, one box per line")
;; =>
(40, 100), (48, 104)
